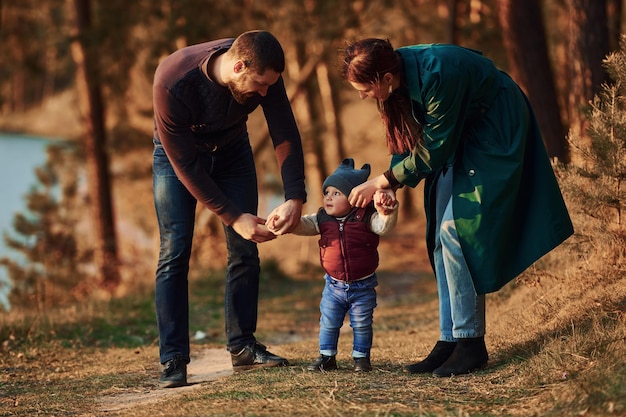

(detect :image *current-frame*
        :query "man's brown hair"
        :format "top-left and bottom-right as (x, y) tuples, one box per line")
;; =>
(230, 30), (285, 74)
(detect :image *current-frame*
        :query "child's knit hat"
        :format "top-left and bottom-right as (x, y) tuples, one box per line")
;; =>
(322, 158), (371, 197)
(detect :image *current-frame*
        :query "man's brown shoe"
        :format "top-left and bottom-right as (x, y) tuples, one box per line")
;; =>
(159, 354), (188, 388)
(231, 342), (289, 372)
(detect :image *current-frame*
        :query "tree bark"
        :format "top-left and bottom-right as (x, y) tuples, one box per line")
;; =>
(496, 0), (569, 162)
(566, 0), (611, 163)
(315, 61), (345, 161)
(70, 0), (120, 292)
(300, 48), (330, 195)
(446, 0), (462, 44)
(607, 0), (623, 51)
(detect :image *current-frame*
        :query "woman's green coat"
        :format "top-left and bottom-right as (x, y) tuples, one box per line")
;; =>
(390, 44), (574, 294)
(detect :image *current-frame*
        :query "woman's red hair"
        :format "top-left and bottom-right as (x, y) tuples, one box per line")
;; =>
(342, 38), (421, 154)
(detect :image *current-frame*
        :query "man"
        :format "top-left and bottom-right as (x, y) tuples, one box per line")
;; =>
(152, 30), (306, 388)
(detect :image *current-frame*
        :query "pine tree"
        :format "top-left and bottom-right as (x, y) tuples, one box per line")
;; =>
(557, 35), (626, 271)
(567, 36), (626, 228)
(0, 144), (93, 311)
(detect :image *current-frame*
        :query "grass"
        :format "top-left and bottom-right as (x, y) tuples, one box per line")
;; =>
(1, 257), (624, 416)
(1, 173), (625, 416)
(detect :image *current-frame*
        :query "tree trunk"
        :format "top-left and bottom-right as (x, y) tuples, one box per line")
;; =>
(302, 65), (329, 197)
(566, 0), (611, 163)
(327, 68), (347, 161)
(446, 0), (462, 44)
(607, 0), (623, 51)
(315, 61), (345, 162)
(70, 0), (120, 292)
(496, 0), (569, 162)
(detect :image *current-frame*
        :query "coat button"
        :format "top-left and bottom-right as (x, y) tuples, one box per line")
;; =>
(469, 169), (476, 176)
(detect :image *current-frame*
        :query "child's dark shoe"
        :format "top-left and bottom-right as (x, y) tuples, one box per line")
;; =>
(307, 355), (337, 371)
(354, 357), (372, 372)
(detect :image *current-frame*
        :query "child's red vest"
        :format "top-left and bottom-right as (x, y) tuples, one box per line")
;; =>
(316, 204), (379, 281)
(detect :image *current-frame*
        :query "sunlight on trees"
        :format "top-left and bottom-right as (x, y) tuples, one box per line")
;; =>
(567, 36), (626, 229)
(0, 0), (620, 308)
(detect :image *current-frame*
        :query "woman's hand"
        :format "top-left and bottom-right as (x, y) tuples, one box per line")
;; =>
(374, 189), (397, 215)
(349, 174), (390, 207)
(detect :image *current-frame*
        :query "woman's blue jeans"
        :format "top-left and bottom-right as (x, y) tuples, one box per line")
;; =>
(433, 168), (486, 341)
(318, 274), (378, 359)
(152, 138), (260, 364)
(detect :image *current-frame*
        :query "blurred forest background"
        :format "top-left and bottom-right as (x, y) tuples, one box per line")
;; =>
(0, 0), (623, 311)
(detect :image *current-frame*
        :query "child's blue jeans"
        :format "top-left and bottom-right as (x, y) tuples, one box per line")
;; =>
(318, 273), (378, 358)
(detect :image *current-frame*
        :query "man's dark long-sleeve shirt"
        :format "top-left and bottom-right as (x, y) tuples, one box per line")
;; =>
(153, 38), (306, 225)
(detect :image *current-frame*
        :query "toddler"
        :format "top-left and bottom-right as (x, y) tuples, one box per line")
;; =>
(271, 158), (398, 372)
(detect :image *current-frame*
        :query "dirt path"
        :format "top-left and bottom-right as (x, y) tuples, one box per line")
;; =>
(98, 348), (233, 413)
(96, 272), (433, 414)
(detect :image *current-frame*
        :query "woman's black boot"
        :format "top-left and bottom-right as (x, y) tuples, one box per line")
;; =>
(403, 341), (457, 374)
(432, 337), (488, 377)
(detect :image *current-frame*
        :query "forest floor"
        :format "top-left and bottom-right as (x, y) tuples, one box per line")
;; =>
(91, 232), (436, 415)
(2, 224), (624, 416)
(97, 347), (233, 413)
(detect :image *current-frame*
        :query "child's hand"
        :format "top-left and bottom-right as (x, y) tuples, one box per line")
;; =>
(265, 216), (279, 234)
(373, 189), (397, 215)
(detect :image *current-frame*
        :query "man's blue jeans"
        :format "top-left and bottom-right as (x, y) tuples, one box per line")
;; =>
(152, 138), (260, 364)
(433, 168), (486, 341)
(318, 274), (378, 359)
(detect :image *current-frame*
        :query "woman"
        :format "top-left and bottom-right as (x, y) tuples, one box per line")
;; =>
(341, 38), (574, 377)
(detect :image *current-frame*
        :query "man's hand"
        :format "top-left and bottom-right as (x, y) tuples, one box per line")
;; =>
(231, 213), (277, 243)
(265, 199), (304, 235)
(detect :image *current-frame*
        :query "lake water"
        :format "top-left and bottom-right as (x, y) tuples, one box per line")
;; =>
(0, 133), (288, 310)
(0, 133), (52, 309)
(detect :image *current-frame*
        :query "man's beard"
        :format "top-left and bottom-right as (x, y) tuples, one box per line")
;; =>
(227, 80), (253, 104)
